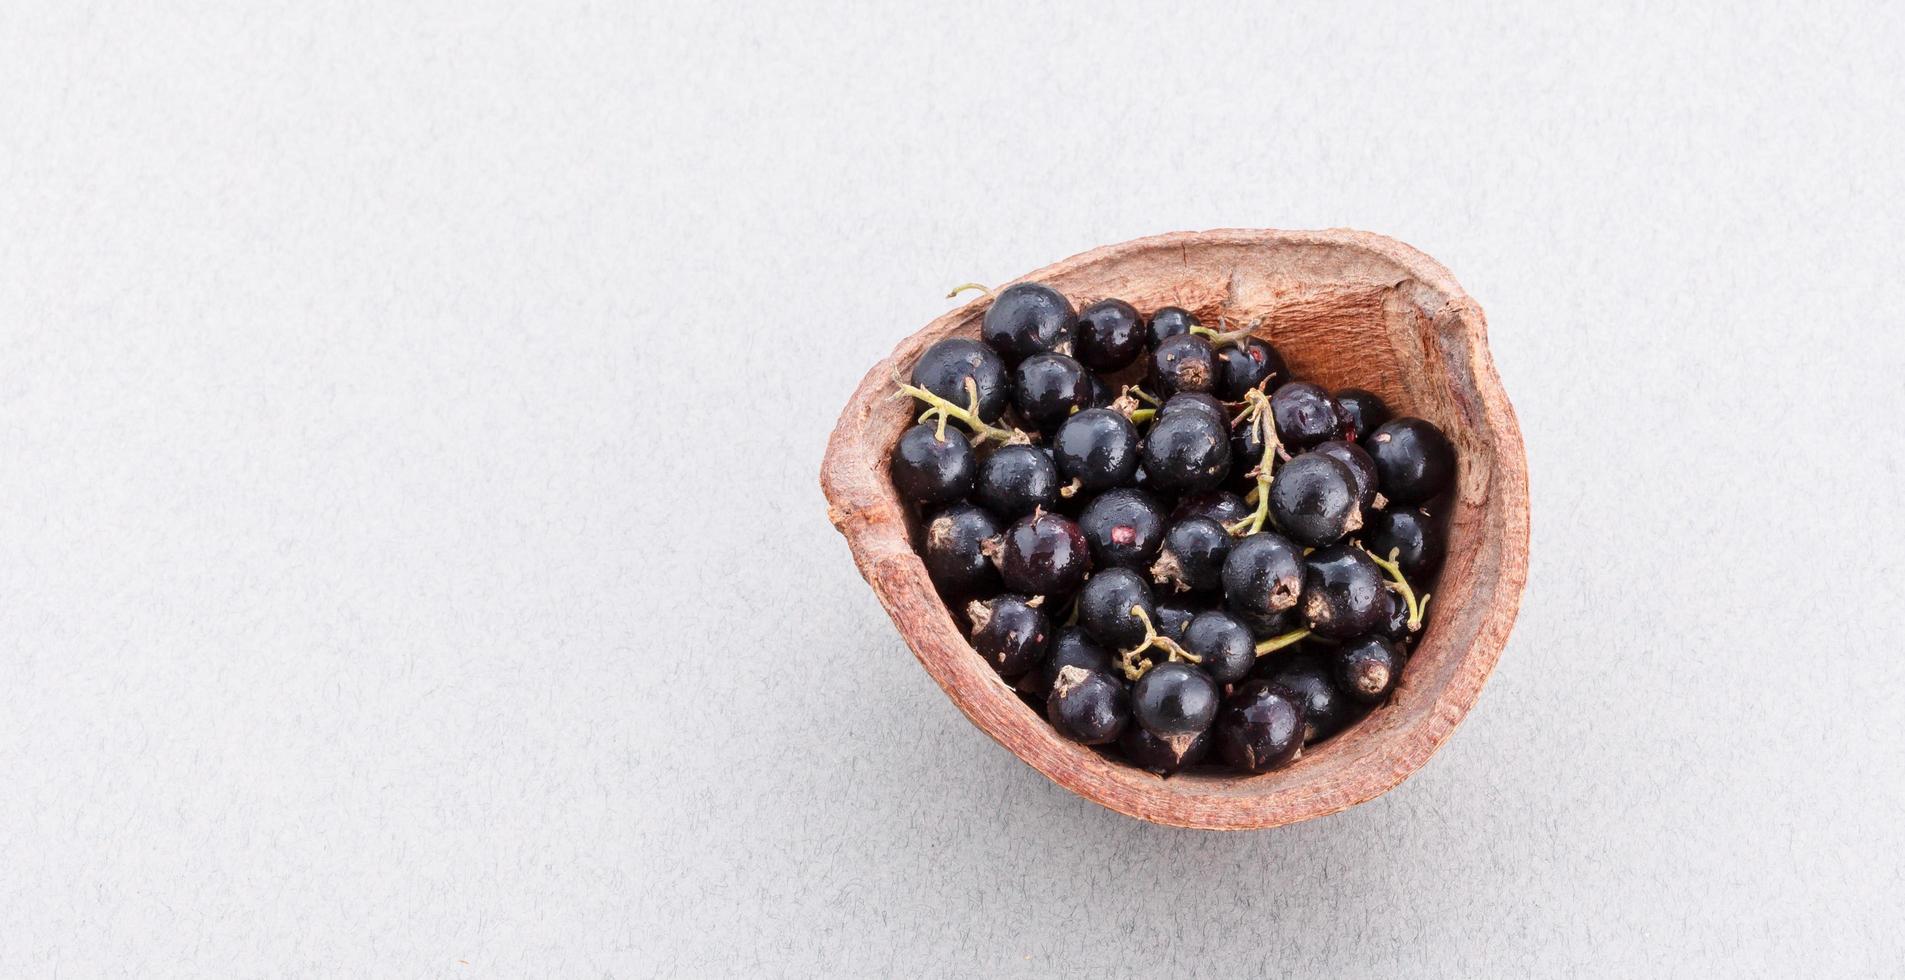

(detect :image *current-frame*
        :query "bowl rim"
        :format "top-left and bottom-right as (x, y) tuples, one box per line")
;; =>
(821, 227), (1530, 830)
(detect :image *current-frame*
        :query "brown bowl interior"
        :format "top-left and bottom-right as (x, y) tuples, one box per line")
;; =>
(822, 229), (1528, 830)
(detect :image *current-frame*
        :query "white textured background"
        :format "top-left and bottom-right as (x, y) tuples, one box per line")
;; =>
(4, 2), (1903, 977)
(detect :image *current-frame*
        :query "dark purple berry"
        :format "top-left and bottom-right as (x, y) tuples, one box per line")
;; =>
(1077, 567), (1154, 648)
(1215, 681), (1305, 773)
(1047, 667), (1129, 744)
(1150, 334), (1218, 397)
(1074, 298), (1146, 372)
(1119, 724), (1210, 775)
(910, 338), (1010, 423)
(1159, 392), (1228, 426)
(891, 423), (976, 505)
(1214, 337), (1287, 400)
(921, 502), (1001, 597)
(1335, 388), (1389, 442)
(1141, 411), (1230, 495)
(975, 444), (1058, 519)
(1269, 382), (1344, 450)
(1147, 307), (1198, 347)
(982, 282), (1076, 364)
(1221, 532), (1305, 621)
(1038, 627), (1113, 699)
(1334, 636), (1403, 704)
(1365, 418), (1456, 505)
(998, 511), (1091, 596)
(1133, 661), (1219, 737)
(1012, 353), (1091, 432)
(1170, 490), (1251, 526)
(1300, 544), (1388, 639)
(1258, 650), (1357, 743)
(1151, 516), (1232, 593)
(1267, 451), (1364, 548)
(1312, 440), (1378, 516)
(1053, 408), (1140, 492)
(966, 594), (1049, 677)
(1363, 506), (1444, 579)
(1077, 488), (1166, 571)
(1183, 610), (1256, 684)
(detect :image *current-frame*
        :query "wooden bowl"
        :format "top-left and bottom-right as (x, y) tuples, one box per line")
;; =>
(821, 229), (1529, 830)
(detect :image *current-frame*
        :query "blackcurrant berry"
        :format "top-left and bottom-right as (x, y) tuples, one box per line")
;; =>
(1259, 650), (1357, 743)
(966, 594), (1049, 677)
(1159, 392), (1229, 427)
(1038, 626), (1113, 699)
(1147, 306), (1198, 347)
(1085, 373), (1116, 408)
(1047, 666), (1129, 744)
(1077, 488), (1166, 570)
(1182, 610), (1255, 684)
(1149, 334), (1218, 397)
(1151, 516), (1232, 593)
(910, 338), (1010, 424)
(1215, 680), (1305, 773)
(1269, 382), (1344, 450)
(998, 511), (1091, 596)
(1214, 337), (1287, 401)
(1221, 531), (1305, 620)
(1073, 298), (1146, 372)
(1133, 661), (1219, 737)
(1077, 567), (1155, 649)
(1170, 490), (1251, 526)
(1333, 635), (1403, 703)
(1334, 388), (1389, 442)
(1053, 408), (1140, 492)
(1141, 411), (1231, 495)
(1300, 544), (1388, 639)
(1375, 589), (1411, 642)
(975, 444), (1059, 519)
(1154, 601), (1198, 643)
(891, 423), (977, 505)
(1237, 607), (1300, 641)
(1119, 724), (1210, 775)
(1362, 506), (1445, 579)
(1311, 439), (1378, 517)
(1267, 451), (1363, 548)
(1012, 353), (1091, 433)
(921, 502), (1001, 597)
(982, 282), (1076, 364)
(1365, 418), (1456, 505)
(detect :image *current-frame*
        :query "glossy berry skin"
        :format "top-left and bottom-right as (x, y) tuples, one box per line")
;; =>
(1222, 532), (1305, 620)
(1151, 516), (1232, 594)
(1171, 490), (1251, 526)
(1237, 608), (1300, 642)
(1183, 610), (1256, 684)
(1149, 334), (1219, 397)
(1047, 666), (1130, 744)
(1229, 415), (1269, 490)
(1038, 627), (1113, 699)
(1119, 724), (1210, 775)
(1077, 567), (1155, 648)
(922, 502), (1002, 597)
(1334, 388), (1389, 442)
(1363, 506), (1445, 579)
(1259, 650), (1357, 743)
(1147, 306), (1198, 347)
(1312, 439), (1378, 516)
(1300, 544), (1389, 639)
(1012, 353), (1092, 433)
(1334, 636), (1403, 704)
(1053, 408), (1140, 492)
(1154, 602), (1197, 643)
(891, 424), (976, 505)
(1085, 373), (1116, 409)
(1074, 298), (1146, 372)
(966, 594), (1049, 677)
(910, 338), (1010, 423)
(1270, 382), (1345, 450)
(1365, 418), (1456, 505)
(1078, 488), (1166, 571)
(976, 444), (1058, 519)
(1134, 661), (1219, 737)
(1159, 392), (1228, 426)
(1214, 337), (1288, 400)
(1141, 411), (1231, 495)
(999, 511), (1091, 596)
(1267, 451), (1364, 548)
(982, 282), (1076, 364)
(1215, 681), (1306, 773)
(1375, 590), (1411, 641)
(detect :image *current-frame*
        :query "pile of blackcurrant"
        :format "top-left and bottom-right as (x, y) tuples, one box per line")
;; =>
(891, 281), (1455, 776)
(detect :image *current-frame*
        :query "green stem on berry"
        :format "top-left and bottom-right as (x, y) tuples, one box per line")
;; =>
(1128, 386), (1161, 407)
(1225, 389), (1280, 536)
(946, 282), (994, 300)
(1115, 605), (1201, 680)
(1254, 628), (1311, 656)
(1363, 546), (1429, 631)
(1128, 408), (1156, 425)
(894, 376), (1020, 443)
